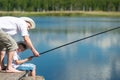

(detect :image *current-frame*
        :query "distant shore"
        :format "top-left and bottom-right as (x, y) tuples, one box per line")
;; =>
(0, 11), (120, 17)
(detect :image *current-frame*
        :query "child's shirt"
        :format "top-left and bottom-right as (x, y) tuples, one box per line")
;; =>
(12, 52), (21, 68)
(12, 52), (35, 71)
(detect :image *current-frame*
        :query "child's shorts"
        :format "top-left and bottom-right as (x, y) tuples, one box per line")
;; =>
(16, 63), (36, 71)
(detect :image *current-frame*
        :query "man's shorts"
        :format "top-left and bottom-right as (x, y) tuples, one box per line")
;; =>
(16, 63), (36, 71)
(0, 29), (18, 51)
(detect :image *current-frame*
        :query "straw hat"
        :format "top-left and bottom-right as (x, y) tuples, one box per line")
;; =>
(20, 17), (35, 29)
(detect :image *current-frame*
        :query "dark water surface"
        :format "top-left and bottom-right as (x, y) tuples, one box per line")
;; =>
(19, 17), (120, 80)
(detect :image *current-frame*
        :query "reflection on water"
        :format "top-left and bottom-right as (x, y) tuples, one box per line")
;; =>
(19, 17), (120, 80)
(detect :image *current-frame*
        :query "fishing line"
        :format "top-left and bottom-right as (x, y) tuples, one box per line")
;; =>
(37, 26), (120, 55)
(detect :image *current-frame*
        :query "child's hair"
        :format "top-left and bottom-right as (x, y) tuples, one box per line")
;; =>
(17, 41), (28, 50)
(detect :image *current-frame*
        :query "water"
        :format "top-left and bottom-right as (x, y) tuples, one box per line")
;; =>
(19, 17), (120, 80)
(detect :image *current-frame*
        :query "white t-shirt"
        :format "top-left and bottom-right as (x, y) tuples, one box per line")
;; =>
(0, 16), (29, 37)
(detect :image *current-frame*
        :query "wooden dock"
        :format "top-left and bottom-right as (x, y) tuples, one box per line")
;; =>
(0, 71), (45, 80)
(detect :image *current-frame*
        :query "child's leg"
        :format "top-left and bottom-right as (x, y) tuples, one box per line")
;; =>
(29, 67), (36, 77)
(29, 68), (36, 80)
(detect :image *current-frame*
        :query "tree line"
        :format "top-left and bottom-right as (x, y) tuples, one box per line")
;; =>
(0, 0), (119, 12)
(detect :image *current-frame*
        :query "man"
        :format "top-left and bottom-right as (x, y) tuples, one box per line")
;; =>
(0, 16), (39, 72)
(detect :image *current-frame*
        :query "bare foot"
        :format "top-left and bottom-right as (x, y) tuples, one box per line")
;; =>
(2, 66), (6, 70)
(6, 68), (22, 73)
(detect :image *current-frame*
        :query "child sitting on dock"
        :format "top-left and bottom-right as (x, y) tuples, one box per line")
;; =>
(12, 41), (36, 79)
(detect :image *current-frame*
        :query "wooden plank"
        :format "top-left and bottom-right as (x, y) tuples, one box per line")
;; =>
(0, 71), (45, 80)
(0, 71), (26, 80)
(21, 76), (45, 80)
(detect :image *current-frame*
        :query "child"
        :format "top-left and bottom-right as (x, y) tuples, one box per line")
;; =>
(12, 41), (36, 79)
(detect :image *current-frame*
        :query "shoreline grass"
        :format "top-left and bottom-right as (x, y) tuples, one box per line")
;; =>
(0, 11), (120, 17)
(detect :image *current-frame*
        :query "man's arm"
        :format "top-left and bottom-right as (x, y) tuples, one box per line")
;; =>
(23, 36), (40, 57)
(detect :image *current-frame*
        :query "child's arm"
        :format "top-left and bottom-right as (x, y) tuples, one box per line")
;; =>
(14, 56), (33, 65)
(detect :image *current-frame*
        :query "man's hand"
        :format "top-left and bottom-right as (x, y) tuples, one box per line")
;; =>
(33, 50), (40, 57)
(23, 36), (40, 57)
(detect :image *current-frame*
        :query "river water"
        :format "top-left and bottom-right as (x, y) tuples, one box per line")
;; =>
(18, 16), (120, 80)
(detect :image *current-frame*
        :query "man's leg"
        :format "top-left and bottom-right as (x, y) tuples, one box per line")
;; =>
(6, 51), (21, 72)
(0, 29), (21, 72)
(0, 51), (5, 70)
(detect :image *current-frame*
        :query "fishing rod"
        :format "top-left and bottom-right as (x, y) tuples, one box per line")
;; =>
(33, 26), (120, 57)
